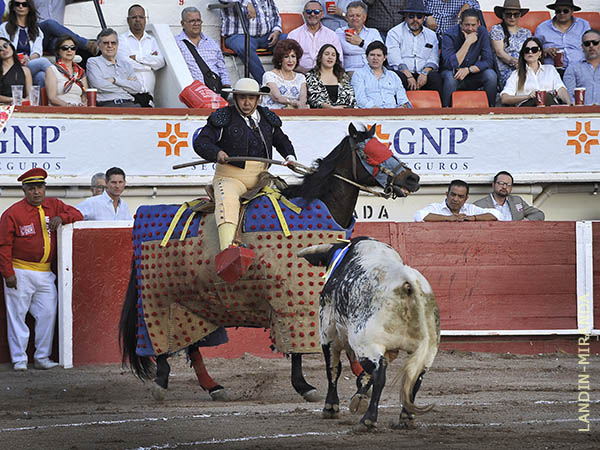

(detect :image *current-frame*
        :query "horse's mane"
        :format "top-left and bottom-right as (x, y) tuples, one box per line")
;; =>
(282, 135), (351, 203)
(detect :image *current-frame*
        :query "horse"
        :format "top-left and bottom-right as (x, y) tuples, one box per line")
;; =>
(119, 123), (421, 402)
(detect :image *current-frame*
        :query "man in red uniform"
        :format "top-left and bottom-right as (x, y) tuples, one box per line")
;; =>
(0, 168), (83, 371)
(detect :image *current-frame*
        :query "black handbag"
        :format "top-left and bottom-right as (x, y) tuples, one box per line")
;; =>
(182, 39), (224, 95)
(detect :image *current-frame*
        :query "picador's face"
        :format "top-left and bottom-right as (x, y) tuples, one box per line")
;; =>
(235, 94), (260, 116)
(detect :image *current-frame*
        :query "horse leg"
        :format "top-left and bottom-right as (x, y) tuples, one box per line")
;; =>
(291, 353), (320, 402)
(356, 356), (388, 432)
(321, 343), (342, 419)
(151, 354), (170, 401)
(188, 346), (228, 401)
(349, 357), (372, 415)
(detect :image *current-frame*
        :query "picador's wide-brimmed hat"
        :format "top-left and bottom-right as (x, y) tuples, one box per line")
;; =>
(494, 0), (529, 19)
(222, 78), (270, 96)
(401, 0), (432, 16)
(546, 0), (581, 12)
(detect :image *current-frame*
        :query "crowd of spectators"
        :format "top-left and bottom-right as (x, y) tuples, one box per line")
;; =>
(0, 0), (597, 108)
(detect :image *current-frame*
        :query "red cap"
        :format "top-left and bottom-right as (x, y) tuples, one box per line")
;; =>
(17, 168), (48, 185)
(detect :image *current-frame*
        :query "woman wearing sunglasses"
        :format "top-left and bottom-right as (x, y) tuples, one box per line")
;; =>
(45, 36), (88, 106)
(489, 0), (531, 91)
(500, 37), (570, 106)
(0, 0), (51, 87)
(0, 37), (32, 104)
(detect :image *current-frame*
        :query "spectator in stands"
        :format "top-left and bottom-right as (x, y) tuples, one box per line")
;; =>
(262, 39), (308, 109)
(118, 4), (165, 107)
(90, 172), (106, 196)
(474, 171), (545, 221)
(335, 1), (383, 73)
(534, 0), (590, 72)
(87, 28), (143, 108)
(77, 167), (132, 221)
(564, 29), (600, 105)
(414, 179), (500, 222)
(490, 0), (531, 91)
(424, 0), (481, 38)
(33, 0), (99, 56)
(175, 7), (231, 93)
(500, 37), (570, 106)
(0, 37), (32, 103)
(319, 0), (351, 32)
(219, 0), (286, 83)
(306, 43), (356, 108)
(288, 1), (344, 73)
(0, 0), (51, 87)
(364, 0), (408, 41)
(0, 168), (83, 371)
(440, 8), (497, 107)
(386, 0), (442, 95)
(352, 40), (410, 108)
(45, 36), (88, 106)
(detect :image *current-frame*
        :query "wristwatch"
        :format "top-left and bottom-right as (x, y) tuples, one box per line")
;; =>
(358, 39), (365, 48)
(467, 66), (473, 73)
(420, 70), (428, 76)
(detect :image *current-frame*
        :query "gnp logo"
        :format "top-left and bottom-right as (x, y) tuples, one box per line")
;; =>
(0, 124), (62, 171)
(567, 121), (599, 155)
(157, 122), (189, 156)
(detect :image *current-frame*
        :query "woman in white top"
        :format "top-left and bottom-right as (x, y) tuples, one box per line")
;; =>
(45, 36), (88, 106)
(262, 39), (308, 109)
(0, 0), (50, 87)
(501, 37), (570, 106)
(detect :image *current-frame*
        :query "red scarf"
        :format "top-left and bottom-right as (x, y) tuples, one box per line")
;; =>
(54, 60), (85, 94)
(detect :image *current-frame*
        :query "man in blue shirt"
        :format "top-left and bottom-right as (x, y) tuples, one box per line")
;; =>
(440, 8), (496, 107)
(563, 29), (600, 105)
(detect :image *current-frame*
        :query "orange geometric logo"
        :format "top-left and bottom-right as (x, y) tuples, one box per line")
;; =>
(368, 123), (391, 148)
(567, 121), (599, 155)
(157, 123), (189, 157)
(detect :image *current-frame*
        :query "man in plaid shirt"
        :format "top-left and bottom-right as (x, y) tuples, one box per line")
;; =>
(219, 0), (286, 82)
(423, 0), (480, 37)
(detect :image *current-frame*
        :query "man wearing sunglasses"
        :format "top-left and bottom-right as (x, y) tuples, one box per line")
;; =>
(474, 171), (545, 221)
(534, 0), (590, 72)
(564, 29), (600, 106)
(386, 0), (441, 95)
(288, 1), (343, 72)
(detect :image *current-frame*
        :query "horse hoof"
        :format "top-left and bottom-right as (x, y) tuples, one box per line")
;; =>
(349, 394), (369, 415)
(322, 403), (340, 419)
(151, 383), (167, 402)
(209, 386), (229, 402)
(352, 421), (376, 433)
(302, 389), (321, 403)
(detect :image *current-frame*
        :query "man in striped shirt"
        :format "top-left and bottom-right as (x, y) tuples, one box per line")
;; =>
(219, 0), (286, 82)
(423, 0), (481, 38)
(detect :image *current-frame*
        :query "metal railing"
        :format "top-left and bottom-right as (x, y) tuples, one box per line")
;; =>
(207, 1), (250, 78)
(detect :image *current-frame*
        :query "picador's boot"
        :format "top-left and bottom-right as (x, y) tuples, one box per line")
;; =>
(215, 223), (254, 283)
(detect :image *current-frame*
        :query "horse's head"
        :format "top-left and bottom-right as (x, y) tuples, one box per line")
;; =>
(348, 123), (420, 198)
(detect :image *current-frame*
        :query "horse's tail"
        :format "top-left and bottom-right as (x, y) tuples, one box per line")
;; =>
(119, 259), (155, 380)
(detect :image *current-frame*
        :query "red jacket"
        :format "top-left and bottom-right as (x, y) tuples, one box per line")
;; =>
(0, 198), (83, 278)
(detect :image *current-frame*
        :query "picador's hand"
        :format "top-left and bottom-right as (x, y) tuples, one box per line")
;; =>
(217, 150), (229, 164)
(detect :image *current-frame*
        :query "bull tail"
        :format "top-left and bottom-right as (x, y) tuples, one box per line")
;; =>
(118, 259), (155, 380)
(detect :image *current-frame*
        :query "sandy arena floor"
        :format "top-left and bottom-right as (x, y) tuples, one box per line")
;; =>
(0, 350), (597, 450)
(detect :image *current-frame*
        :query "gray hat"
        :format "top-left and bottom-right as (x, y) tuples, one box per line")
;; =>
(222, 78), (270, 96)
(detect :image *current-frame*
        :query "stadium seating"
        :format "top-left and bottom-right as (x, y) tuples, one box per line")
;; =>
(574, 12), (600, 30)
(451, 91), (488, 108)
(515, 11), (551, 33)
(482, 11), (501, 31)
(407, 90), (442, 108)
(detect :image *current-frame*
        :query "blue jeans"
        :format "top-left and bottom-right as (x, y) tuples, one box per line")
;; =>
(225, 32), (287, 83)
(27, 57), (52, 87)
(441, 68), (498, 107)
(39, 19), (88, 53)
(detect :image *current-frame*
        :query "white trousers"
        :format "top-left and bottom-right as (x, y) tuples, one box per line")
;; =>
(3, 268), (57, 363)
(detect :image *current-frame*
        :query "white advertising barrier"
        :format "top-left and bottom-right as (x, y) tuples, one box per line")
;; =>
(0, 113), (599, 184)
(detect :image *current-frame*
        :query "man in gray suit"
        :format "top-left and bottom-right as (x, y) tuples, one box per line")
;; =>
(473, 171), (545, 221)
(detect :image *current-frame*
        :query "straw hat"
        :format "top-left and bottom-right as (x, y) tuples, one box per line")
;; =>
(222, 78), (270, 96)
(494, 0), (529, 19)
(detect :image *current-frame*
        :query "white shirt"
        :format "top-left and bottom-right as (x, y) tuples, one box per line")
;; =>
(414, 201), (500, 222)
(117, 30), (165, 96)
(386, 22), (439, 73)
(77, 191), (132, 221)
(501, 63), (565, 96)
(0, 23), (44, 58)
(490, 194), (513, 221)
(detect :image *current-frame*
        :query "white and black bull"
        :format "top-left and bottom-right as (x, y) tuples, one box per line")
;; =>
(298, 237), (440, 430)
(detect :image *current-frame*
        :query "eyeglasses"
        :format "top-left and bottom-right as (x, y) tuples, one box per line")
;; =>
(556, 8), (571, 14)
(496, 181), (512, 187)
(523, 46), (540, 54)
(304, 9), (322, 15)
(14, 1), (29, 7)
(184, 19), (202, 25)
(100, 40), (117, 46)
(59, 45), (77, 51)
(407, 13), (425, 19)
(503, 11), (521, 18)
(583, 39), (600, 47)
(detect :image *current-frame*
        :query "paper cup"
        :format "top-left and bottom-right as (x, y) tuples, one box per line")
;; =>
(326, 1), (336, 13)
(574, 87), (586, 106)
(535, 90), (546, 107)
(345, 28), (355, 35)
(553, 50), (563, 69)
(86, 88), (97, 107)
